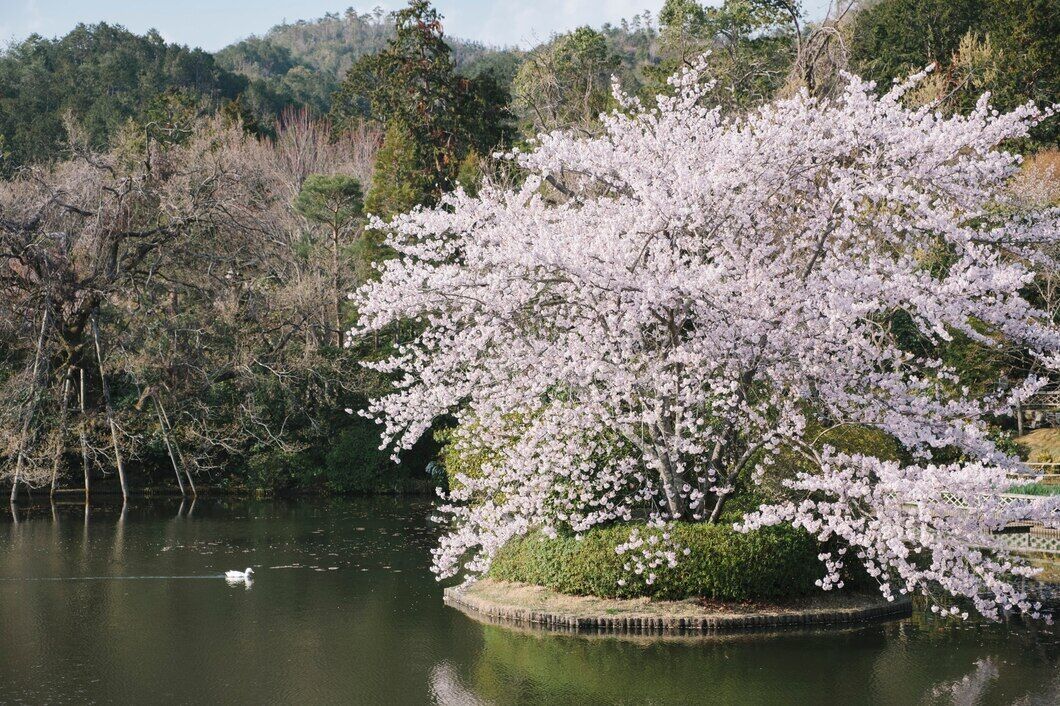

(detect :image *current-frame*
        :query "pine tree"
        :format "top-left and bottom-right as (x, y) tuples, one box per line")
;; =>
(294, 175), (364, 345)
(330, 1), (511, 196)
(365, 122), (432, 219)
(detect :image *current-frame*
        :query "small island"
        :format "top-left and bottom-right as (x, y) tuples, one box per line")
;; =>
(443, 520), (913, 634)
(445, 580), (911, 635)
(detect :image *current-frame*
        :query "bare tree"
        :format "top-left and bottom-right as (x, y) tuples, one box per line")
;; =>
(2, 109), (385, 497)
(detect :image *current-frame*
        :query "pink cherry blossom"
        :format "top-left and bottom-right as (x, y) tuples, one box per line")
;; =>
(353, 57), (1060, 617)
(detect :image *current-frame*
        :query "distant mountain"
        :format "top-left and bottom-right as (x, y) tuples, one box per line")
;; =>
(215, 8), (524, 116)
(0, 9), (663, 170)
(218, 8), (394, 80)
(214, 7), (663, 118)
(0, 23), (252, 168)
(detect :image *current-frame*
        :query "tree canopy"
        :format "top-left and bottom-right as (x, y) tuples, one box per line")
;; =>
(0, 23), (251, 169)
(851, 0), (1060, 143)
(331, 0), (512, 202)
(354, 59), (1060, 619)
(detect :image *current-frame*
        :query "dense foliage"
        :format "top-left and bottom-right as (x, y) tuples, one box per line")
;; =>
(330, 1), (512, 204)
(0, 105), (405, 497)
(851, 0), (1058, 102)
(4, 1), (1057, 177)
(851, 0), (1059, 143)
(489, 523), (824, 600)
(216, 7), (518, 118)
(0, 23), (254, 170)
(0, 0), (1058, 631)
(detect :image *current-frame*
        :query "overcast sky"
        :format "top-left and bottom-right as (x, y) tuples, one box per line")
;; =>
(1, 1), (833, 52)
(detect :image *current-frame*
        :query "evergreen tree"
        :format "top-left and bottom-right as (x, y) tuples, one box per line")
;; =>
(455, 150), (484, 196)
(850, 0), (1059, 143)
(512, 26), (620, 133)
(364, 122), (433, 220)
(330, 1), (511, 197)
(294, 175), (365, 346)
(0, 23), (251, 169)
(647, 0), (797, 110)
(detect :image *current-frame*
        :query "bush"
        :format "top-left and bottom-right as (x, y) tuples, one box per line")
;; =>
(323, 425), (391, 493)
(323, 422), (439, 494)
(243, 450), (319, 492)
(1008, 483), (1060, 496)
(489, 522), (829, 601)
(434, 424), (497, 492)
(755, 423), (904, 501)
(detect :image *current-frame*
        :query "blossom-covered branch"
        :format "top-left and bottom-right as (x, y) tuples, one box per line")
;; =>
(353, 57), (1060, 616)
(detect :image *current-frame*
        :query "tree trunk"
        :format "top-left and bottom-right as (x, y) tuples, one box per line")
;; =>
(156, 398), (195, 496)
(10, 309), (51, 504)
(92, 316), (128, 500)
(79, 367), (91, 498)
(153, 396), (186, 497)
(707, 440), (761, 523)
(49, 367), (75, 495)
(648, 423), (687, 520)
(333, 226), (343, 348)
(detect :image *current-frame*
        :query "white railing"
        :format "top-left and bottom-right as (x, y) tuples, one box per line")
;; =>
(902, 491), (1060, 554)
(1001, 531), (1060, 555)
(927, 492), (1054, 511)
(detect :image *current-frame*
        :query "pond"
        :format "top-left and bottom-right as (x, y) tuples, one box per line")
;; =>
(1, 497), (1058, 705)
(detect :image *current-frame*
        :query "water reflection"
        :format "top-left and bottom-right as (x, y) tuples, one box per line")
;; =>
(430, 662), (490, 706)
(929, 658), (999, 705)
(459, 620), (1059, 705)
(925, 656), (1060, 705)
(0, 497), (1056, 705)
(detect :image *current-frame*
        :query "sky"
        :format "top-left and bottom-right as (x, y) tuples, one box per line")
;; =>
(1, 1), (838, 52)
(0, 1), (677, 51)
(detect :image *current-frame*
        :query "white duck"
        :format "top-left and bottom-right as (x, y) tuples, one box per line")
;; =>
(225, 567), (254, 581)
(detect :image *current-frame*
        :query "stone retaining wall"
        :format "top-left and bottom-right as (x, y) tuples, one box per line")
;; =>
(444, 581), (913, 636)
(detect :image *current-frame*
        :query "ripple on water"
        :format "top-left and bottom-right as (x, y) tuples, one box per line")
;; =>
(0, 496), (1057, 706)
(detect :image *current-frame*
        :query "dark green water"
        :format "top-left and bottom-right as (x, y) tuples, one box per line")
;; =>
(1, 497), (1058, 705)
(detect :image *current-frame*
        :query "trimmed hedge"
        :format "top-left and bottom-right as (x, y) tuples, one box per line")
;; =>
(488, 522), (826, 601)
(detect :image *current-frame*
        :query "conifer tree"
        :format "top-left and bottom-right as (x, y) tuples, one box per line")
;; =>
(365, 122), (433, 219)
(294, 175), (364, 345)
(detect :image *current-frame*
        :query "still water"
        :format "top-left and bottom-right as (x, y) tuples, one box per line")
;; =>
(1, 497), (1058, 705)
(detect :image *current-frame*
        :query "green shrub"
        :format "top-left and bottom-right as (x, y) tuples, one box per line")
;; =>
(323, 422), (439, 494)
(756, 422), (904, 501)
(489, 522), (829, 601)
(1008, 482), (1060, 496)
(324, 425), (390, 493)
(434, 422), (500, 491)
(243, 450), (319, 492)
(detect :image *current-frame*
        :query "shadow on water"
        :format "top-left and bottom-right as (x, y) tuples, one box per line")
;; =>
(1, 496), (1058, 705)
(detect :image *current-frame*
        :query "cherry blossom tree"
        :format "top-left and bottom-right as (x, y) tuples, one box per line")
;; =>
(353, 58), (1060, 618)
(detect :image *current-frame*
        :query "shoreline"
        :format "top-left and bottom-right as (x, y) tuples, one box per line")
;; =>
(7, 485), (437, 502)
(444, 579), (912, 636)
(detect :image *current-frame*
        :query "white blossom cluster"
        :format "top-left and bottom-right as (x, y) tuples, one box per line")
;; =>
(353, 57), (1060, 616)
(737, 450), (1059, 620)
(614, 526), (685, 587)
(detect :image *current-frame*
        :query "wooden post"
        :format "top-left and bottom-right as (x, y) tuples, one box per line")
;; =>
(1017, 399), (1024, 437)
(10, 309), (51, 504)
(92, 316), (128, 501)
